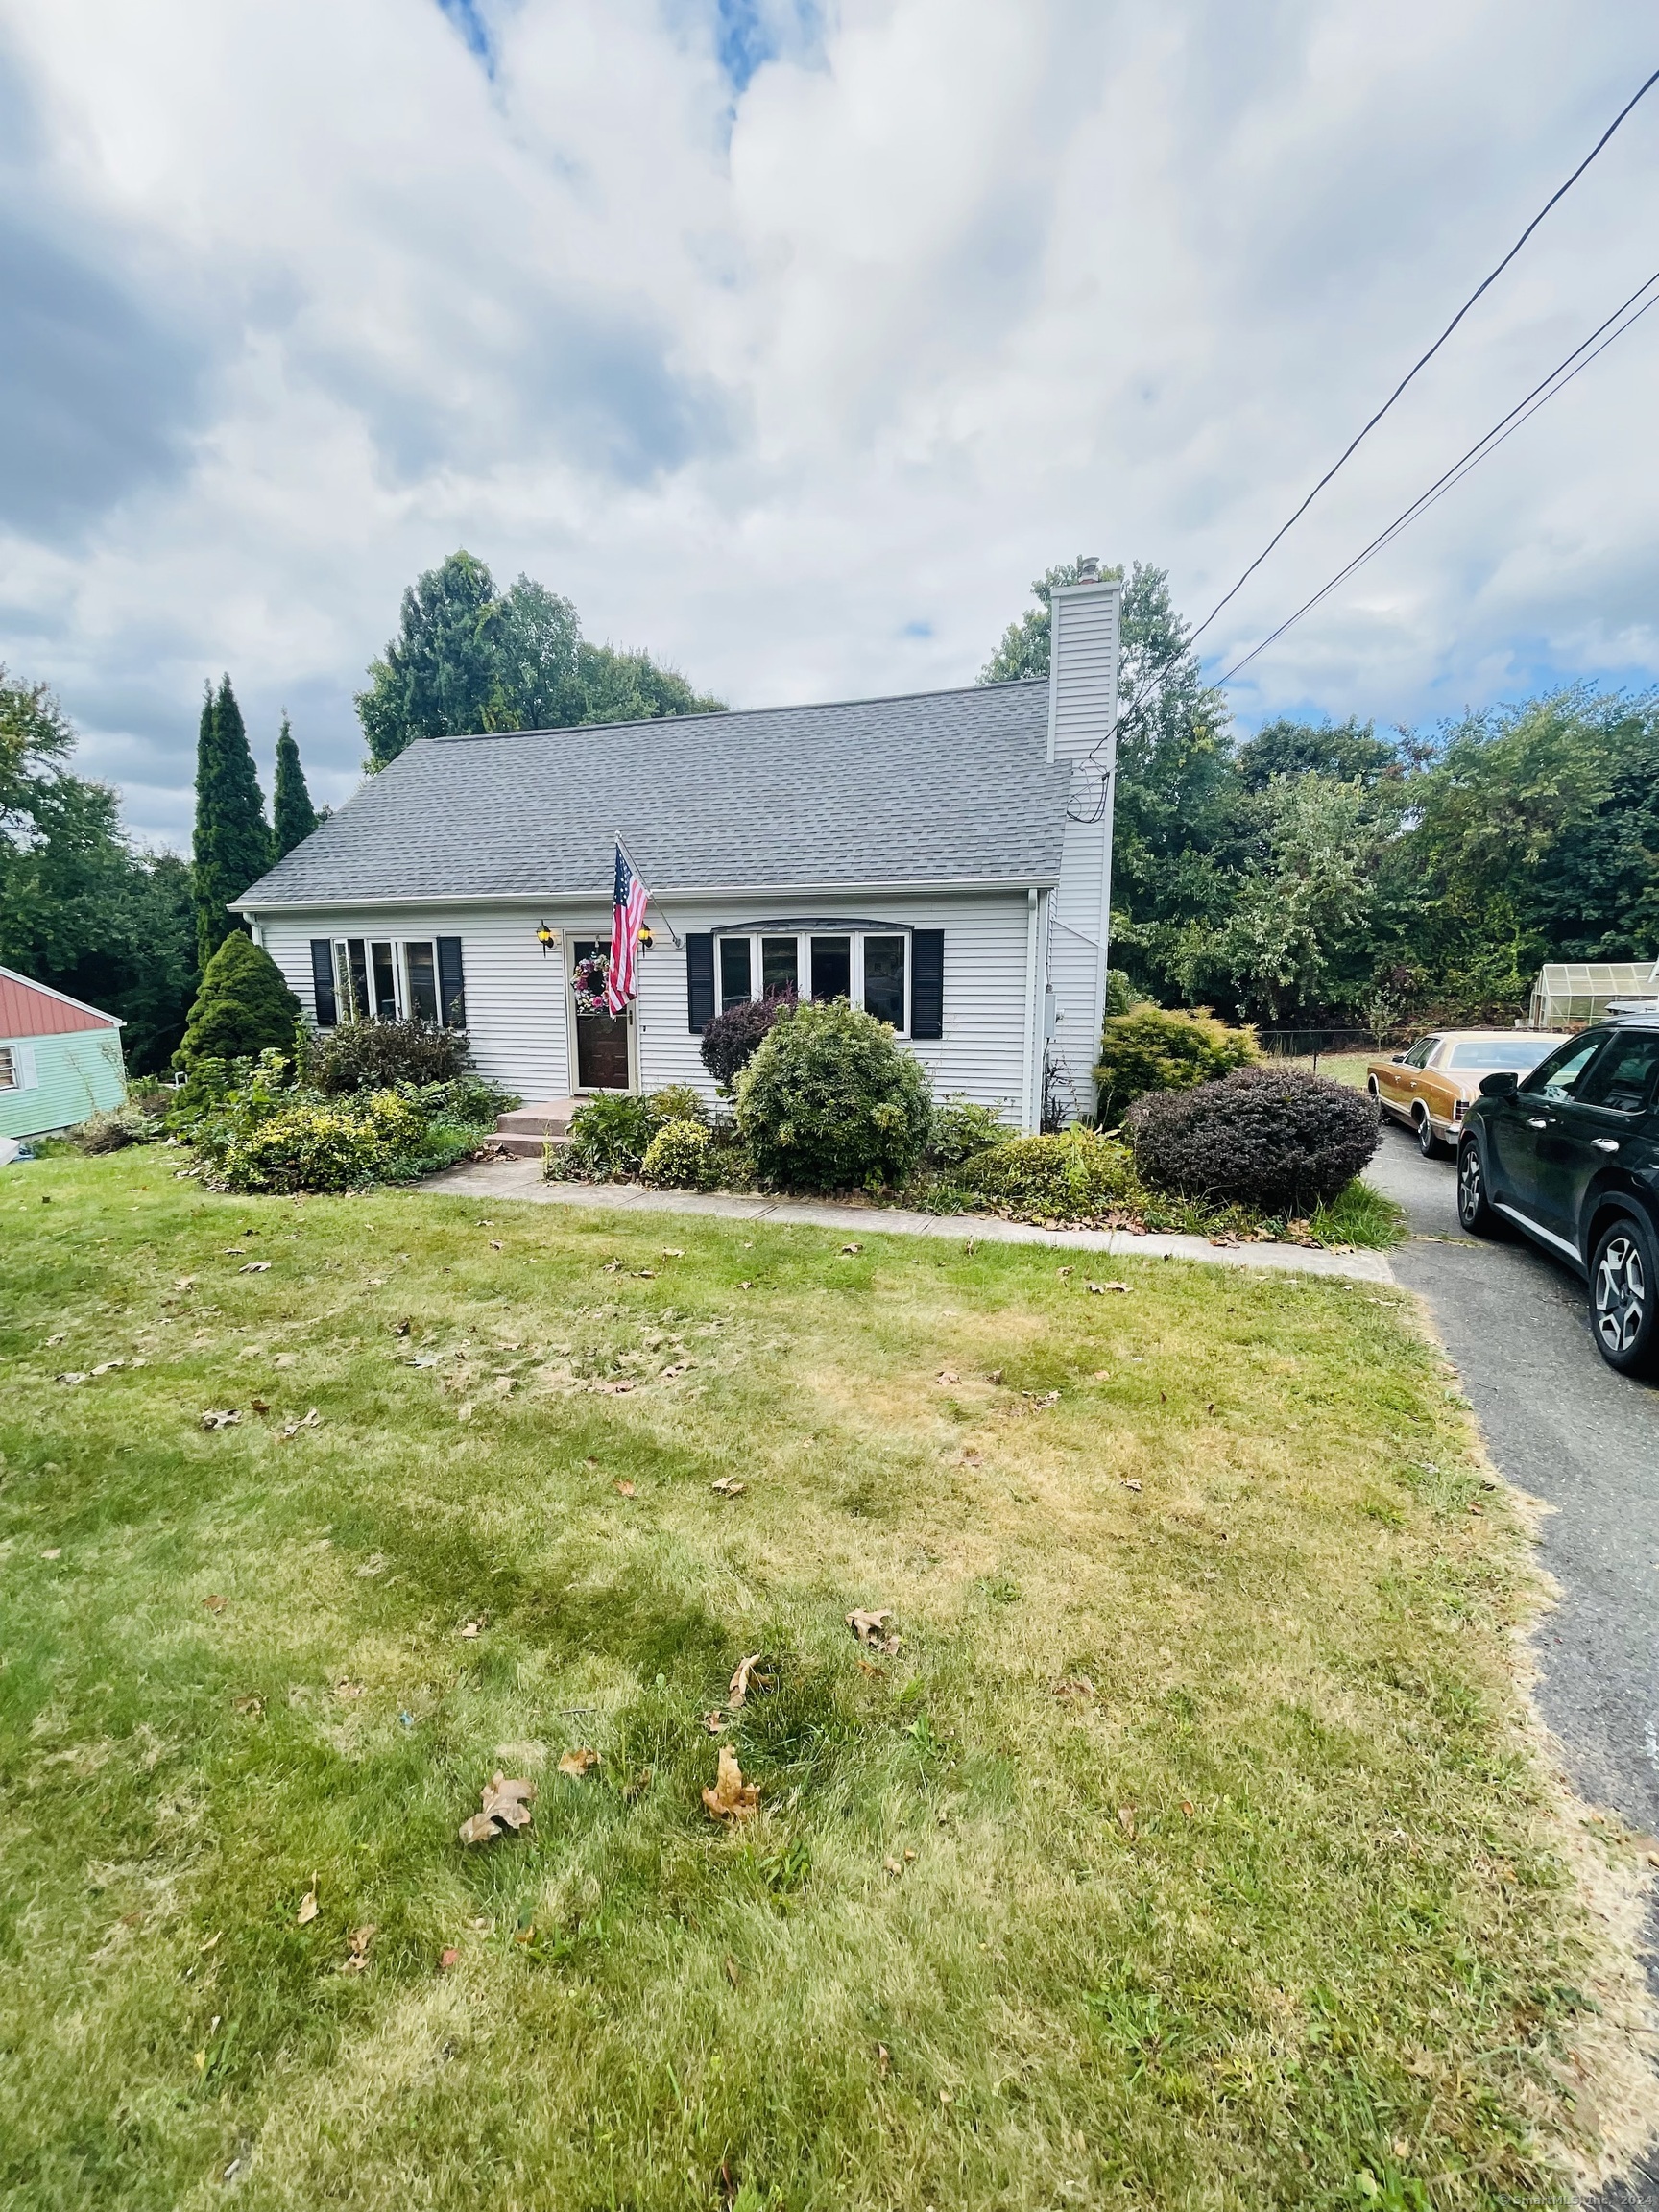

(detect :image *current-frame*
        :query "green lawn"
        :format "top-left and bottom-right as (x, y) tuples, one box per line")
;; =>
(0, 1151), (1632, 2209)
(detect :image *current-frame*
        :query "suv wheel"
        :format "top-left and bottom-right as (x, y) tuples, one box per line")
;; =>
(1415, 1107), (1443, 1160)
(1457, 1138), (1502, 1237)
(1590, 1214), (1658, 1379)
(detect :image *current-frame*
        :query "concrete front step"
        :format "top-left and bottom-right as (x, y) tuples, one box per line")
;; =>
(492, 1098), (577, 1159)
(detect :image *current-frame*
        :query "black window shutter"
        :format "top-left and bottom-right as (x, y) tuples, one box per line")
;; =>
(685, 934), (715, 1032)
(436, 937), (466, 1028)
(309, 939), (338, 1026)
(911, 930), (944, 1040)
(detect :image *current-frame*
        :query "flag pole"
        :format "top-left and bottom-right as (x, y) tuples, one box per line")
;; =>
(614, 832), (682, 949)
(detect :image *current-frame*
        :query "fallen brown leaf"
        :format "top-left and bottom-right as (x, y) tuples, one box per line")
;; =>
(883, 1855), (902, 1877)
(1118, 1805), (1137, 1839)
(233, 1694), (263, 1717)
(723, 1953), (741, 1988)
(614, 1479), (636, 1497)
(458, 1620), (483, 1639)
(173, 1279), (195, 1292)
(489, 1240), (503, 1251)
(340, 1924), (375, 1973)
(847, 1609), (901, 1656)
(728, 1652), (768, 1706)
(710, 1475), (744, 1495)
(297, 1879), (319, 1925)
(1181, 1800), (1195, 1818)
(1056, 1265), (1072, 1279)
(1120, 1478), (1142, 1494)
(204, 1594), (227, 1614)
(557, 1747), (599, 1778)
(439, 1946), (460, 1971)
(91, 1359), (126, 1375)
(41, 1546), (62, 1559)
(250, 1397), (269, 1414)
(238, 1262), (271, 1274)
(702, 1744), (759, 1821)
(459, 1770), (536, 1845)
(1052, 1674), (1094, 1700)
(936, 1369), (960, 1384)
(840, 1241), (863, 1255)
(877, 2043), (891, 2079)
(201, 1408), (241, 1431)
(661, 1248), (684, 1258)
(704, 1710), (730, 1734)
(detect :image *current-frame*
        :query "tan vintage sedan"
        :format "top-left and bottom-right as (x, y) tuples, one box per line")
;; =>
(1367, 1028), (1571, 1158)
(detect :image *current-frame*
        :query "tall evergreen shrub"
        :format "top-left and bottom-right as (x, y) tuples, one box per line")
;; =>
(192, 676), (273, 967)
(175, 931), (301, 1074)
(273, 714), (319, 856)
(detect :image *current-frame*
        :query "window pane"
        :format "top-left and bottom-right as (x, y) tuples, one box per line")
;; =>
(1444, 1038), (1557, 1071)
(405, 941), (438, 1024)
(1526, 1039), (1602, 1097)
(719, 937), (752, 1011)
(810, 936), (851, 1002)
(761, 936), (799, 998)
(371, 942), (398, 1022)
(0, 1046), (14, 1089)
(1579, 1033), (1659, 1112)
(340, 940), (370, 1023)
(863, 935), (905, 1027)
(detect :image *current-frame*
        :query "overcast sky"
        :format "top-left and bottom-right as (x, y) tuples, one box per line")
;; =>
(2, 0), (1656, 852)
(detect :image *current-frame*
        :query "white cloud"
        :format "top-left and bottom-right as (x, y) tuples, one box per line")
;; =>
(0, 0), (1655, 851)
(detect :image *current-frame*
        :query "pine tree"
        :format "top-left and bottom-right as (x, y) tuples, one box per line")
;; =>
(192, 675), (273, 969)
(175, 929), (301, 1071)
(273, 713), (319, 857)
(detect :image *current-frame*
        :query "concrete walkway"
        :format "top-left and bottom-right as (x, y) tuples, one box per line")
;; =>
(416, 1155), (1396, 1284)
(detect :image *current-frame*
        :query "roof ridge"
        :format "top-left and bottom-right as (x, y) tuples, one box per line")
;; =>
(420, 675), (1047, 747)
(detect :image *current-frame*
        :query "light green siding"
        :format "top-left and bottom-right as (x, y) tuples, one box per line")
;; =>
(0, 1029), (127, 1140)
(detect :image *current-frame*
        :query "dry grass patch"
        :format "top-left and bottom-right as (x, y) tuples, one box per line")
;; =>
(0, 1150), (1651, 2210)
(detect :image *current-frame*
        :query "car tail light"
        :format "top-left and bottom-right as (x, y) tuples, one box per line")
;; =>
(1454, 1098), (1466, 1121)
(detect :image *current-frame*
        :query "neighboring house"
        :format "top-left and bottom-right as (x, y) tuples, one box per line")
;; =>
(0, 968), (128, 1140)
(235, 573), (1122, 1130)
(1529, 961), (1659, 1028)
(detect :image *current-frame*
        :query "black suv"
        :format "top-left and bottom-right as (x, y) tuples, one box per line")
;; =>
(1457, 1018), (1659, 1379)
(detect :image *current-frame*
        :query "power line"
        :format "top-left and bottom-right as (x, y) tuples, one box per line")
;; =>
(1214, 267), (1659, 685)
(1187, 60), (1659, 649)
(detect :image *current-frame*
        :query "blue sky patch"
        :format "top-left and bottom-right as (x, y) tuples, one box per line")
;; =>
(435, 0), (493, 70)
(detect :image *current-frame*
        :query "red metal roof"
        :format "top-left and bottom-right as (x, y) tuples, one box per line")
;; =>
(0, 966), (122, 1038)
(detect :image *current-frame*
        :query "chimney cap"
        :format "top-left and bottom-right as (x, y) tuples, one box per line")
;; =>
(1075, 555), (1099, 583)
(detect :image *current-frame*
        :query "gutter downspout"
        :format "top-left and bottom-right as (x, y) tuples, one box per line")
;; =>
(1021, 887), (1041, 1135)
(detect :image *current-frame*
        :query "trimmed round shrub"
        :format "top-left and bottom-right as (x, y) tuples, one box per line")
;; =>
(961, 1129), (1142, 1222)
(1127, 1065), (1379, 1213)
(700, 991), (796, 1090)
(1094, 1003), (1257, 1126)
(304, 1018), (472, 1094)
(735, 999), (931, 1192)
(641, 1118), (716, 1190)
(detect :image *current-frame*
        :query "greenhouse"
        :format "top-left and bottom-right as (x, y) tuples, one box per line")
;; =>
(1528, 961), (1659, 1028)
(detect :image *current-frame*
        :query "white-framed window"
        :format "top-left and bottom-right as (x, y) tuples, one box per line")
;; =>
(711, 928), (911, 1036)
(312, 937), (460, 1027)
(0, 1044), (16, 1090)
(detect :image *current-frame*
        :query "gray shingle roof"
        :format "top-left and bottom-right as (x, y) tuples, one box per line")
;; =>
(236, 680), (1067, 907)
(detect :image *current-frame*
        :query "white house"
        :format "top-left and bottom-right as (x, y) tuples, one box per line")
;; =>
(234, 572), (1122, 1132)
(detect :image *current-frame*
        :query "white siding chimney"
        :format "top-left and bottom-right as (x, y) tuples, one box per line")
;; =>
(1045, 572), (1121, 1122)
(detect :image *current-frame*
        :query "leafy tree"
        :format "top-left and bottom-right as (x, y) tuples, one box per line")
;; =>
(273, 714), (319, 856)
(1237, 715), (1401, 791)
(356, 552), (723, 767)
(192, 675), (272, 968)
(0, 665), (199, 1071)
(175, 929), (301, 1071)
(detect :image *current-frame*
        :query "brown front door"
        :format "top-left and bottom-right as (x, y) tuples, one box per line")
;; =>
(572, 939), (632, 1091)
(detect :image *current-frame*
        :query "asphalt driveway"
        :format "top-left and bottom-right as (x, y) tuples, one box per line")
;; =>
(1366, 1122), (1659, 2205)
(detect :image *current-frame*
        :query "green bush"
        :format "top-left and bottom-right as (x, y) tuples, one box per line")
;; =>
(960, 1128), (1143, 1222)
(219, 1099), (387, 1193)
(556, 1087), (716, 1180)
(736, 1000), (932, 1192)
(302, 1019), (473, 1094)
(926, 1094), (1009, 1168)
(641, 1118), (716, 1190)
(187, 1053), (508, 1193)
(1093, 1003), (1257, 1125)
(174, 933), (301, 1102)
(1127, 1065), (1380, 1214)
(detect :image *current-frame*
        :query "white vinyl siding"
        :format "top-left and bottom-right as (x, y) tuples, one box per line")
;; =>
(253, 890), (1036, 1123)
(1046, 579), (1121, 1118)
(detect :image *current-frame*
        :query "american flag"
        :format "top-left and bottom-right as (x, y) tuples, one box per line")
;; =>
(606, 841), (650, 1014)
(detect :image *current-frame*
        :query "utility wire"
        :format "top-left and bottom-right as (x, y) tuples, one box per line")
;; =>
(1187, 61), (1659, 648)
(1215, 267), (1659, 685)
